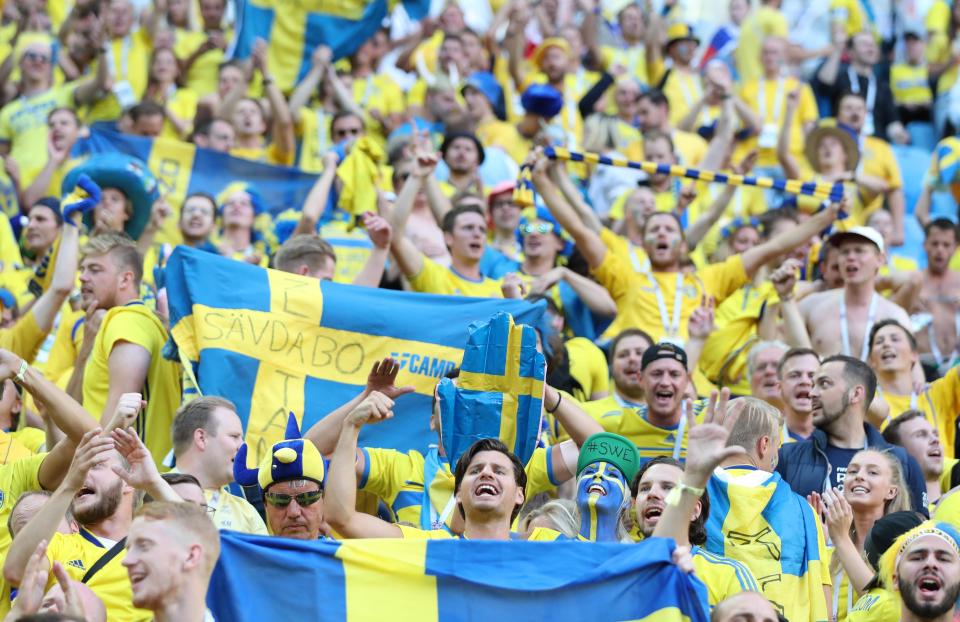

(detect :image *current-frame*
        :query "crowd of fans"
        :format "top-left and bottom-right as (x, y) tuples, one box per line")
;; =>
(0, 0), (958, 619)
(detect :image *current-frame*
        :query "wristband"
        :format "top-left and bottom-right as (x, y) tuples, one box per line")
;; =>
(546, 391), (562, 414)
(664, 482), (704, 507)
(13, 359), (28, 385)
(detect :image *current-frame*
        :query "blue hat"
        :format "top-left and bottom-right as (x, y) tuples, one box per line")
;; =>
(521, 84), (563, 119)
(0, 288), (16, 310)
(62, 153), (158, 240)
(516, 205), (573, 256)
(234, 413), (326, 490)
(463, 71), (506, 121)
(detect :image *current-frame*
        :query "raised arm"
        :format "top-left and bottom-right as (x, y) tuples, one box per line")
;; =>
(388, 151), (439, 278)
(304, 358), (414, 456)
(777, 89), (803, 180)
(294, 152), (339, 235)
(29, 202), (83, 334)
(550, 162), (603, 233)
(767, 259), (812, 348)
(324, 392), (404, 538)
(352, 212), (392, 288)
(288, 46), (332, 125)
(256, 45), (295, 162)
(4, 429), (112, 585)
(531, 154), (607, 268)
(545, 384), (603, 447)
(741, 200), (842, 277)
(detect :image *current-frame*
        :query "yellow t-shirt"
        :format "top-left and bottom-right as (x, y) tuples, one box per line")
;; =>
(626, 130), (709, 170)
(476, 117), (529, 165)
(296, 107), (333, 174)
(736, 78), (818, 168)
(81, 301), (181, 467)
(85, 30), (153, 123)
(408, 257), (503, 298)
(858, 137), (903, 223)
(890, 63), (933, 107)
(847, 588), (900, 622)
(45, 530), (152, 622)
(230, 141), (295, 167)
(593, 252), (749, 342)
(579, 396), (707, 464)
(41, 307), (84, 388)
(600, 227), (649, 272)
(693, 546), (761, 608)
(877, 368), (960, 460)
(158, 88), (198, 140)
(829, 0), (867, 37)
(0, 310), (45, 364)
(360, 446), (559, 532)
(173, 28), (231, 98)
(0, 213), (22, 272)
(352, 74), (405, 149)
(599, 45), (656, 86)
(9, 428), (45, 453)
(207, 486), (268, 535)
(662, 69), (703, 128)
(734, 7), (789, 84)
(0, 452), (45, 558)
(0, 83), (78, 186)
(565, 337), (610, 403)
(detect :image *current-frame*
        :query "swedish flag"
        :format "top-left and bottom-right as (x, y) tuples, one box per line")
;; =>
(232, 0), (431, 93)
(165, 247), (548, 465)
(208, 531), (711, 622)
(73, 127), (320, 244)
(437, 312), (545, 467)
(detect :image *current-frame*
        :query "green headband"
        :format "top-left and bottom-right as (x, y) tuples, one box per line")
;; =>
(577, 432), (640, 484)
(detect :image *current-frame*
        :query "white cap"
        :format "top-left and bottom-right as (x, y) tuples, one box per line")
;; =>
(829, 226), (885, 253)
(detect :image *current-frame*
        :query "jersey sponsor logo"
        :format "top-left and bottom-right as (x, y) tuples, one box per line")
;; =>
(390, 352), (457, 379)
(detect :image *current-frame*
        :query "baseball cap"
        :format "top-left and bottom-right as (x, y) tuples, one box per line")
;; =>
(640, 342), (688, 371)
(829, 225), (884, 253)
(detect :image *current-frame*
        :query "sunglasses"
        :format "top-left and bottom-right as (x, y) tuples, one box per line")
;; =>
(520, 223), (555, 235)
(264, 490), (323, 508)
(23, 51), (51, 64)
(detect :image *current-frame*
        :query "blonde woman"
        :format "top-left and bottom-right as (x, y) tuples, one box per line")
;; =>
(814, 448), (913, 622)
(518, 499), (580, 539)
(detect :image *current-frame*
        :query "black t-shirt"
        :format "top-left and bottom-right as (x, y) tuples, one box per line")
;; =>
(812, 63), (900, 141)
(825, 444), (861, 491)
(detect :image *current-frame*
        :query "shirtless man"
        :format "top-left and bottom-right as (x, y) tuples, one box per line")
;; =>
(912, 219), (960, 376)
(798, 226), (911, 360)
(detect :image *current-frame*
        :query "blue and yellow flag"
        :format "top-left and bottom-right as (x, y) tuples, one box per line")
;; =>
(232, 0), (430, 93)
(208, 531), (710, 621)
(72, 127), (320, 243)
(706, 468), (830, 622)
(438, 312), (545, 467)
(165, 247), (548, 465)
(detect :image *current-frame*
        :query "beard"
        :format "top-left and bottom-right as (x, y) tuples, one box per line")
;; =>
(899, 570), (960, 619)
(812, 392), (850, 430)
(71, 479), (123, 525)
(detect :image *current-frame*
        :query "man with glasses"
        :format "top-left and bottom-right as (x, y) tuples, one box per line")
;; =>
(0, 36), (107, 188)
(233, 415), (327, 541)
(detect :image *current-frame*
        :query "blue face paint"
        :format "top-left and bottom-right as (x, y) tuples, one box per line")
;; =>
(576, 462), (628, 542)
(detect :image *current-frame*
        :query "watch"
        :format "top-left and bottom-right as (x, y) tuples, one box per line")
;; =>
(664, 482), (705, 507)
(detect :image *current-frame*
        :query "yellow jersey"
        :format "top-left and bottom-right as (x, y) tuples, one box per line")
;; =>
(734, 7), (789, 84)
(594, 252), (749, 343)
(397, 524), (569, 541)
(0, 83), (78, 186)
(207, 486), (268, 535)
(0, 310), (45, 364)
(296, 107), (333, 174)
(230, 141), (294, 167)
(475, 117), (529, 165)
(85, 30), (152, 123)
(408, 257), (503, 298)
(81, 301), (181, 468)
(877, 368), (960, 460)
(360, 446), (559, 532)
(564, 337), (610, 403)
(890, 63), (933, 107)
(847, 587), (900, 622)
(581, 397), (707, 464)
(351, 74), (405, 150)
(662, 69), (703, 128)
(45, 530), (152, 622)
(692, 546), (761, 608)
(174, 28), (231, 98)
(0, 453), (45, 558)
(736, 78), (818, 168)
(858, 137), (903, 223)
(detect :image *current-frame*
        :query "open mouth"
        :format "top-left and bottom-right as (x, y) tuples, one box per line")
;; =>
(653, 390), (674, 404)
(848, 485), (870, 495)
(75, 487), (95, 500)
(643, 506), (663, 520)
(880, 350), (897, 362)
(917, 575), (943, 596)
(128, 571), (146, 587)
(929, 447), (942, 459)
(475, 483), (499, 497)
(587, 483), (607, 496)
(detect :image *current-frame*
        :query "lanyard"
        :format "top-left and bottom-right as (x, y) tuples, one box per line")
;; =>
(358, 74), (374, 108)
(832, 571), (855, 619)
(847, 67), (877, 132)
(677, 71), (702, 109)
(839, 293), (878, 360)
(564, 79), (578, 149)
(315, 109), (329, 158)
(628, 242), (650, 273)
(105, 35), (131, 80)
(422, 446), (456, 532)
(673, 400), (688, 461)
(645, 271), (684, 338)
(758, 77), (785, 125)
(927, 311), (960, 368)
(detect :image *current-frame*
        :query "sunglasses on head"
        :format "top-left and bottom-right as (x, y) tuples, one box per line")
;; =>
(263, 489), (323, 508)
(520, 223), (555, 235)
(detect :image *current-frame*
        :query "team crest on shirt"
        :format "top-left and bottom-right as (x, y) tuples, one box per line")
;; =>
(67, 559), (86, 570)
(664, 433), (676, 445)
(682, 285), (698, 298)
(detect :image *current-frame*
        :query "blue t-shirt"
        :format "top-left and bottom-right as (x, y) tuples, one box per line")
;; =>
(824, 444), (861, 491)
